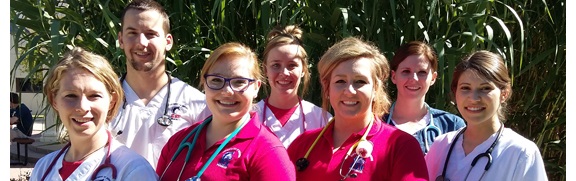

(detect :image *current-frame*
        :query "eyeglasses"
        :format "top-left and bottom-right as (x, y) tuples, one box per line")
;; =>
(204, 74), (255, 92)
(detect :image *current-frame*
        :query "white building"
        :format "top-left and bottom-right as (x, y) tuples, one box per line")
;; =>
(10, 35), (59, 142)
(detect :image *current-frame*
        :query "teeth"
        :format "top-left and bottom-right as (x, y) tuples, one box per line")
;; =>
(343, 101), (357, 105)
(135, 52), (148, 55)
(406, 86), (420, 90)
(219, 101), (235, 105)
(278, 81), (291, 85)
(74, 118), (92, 123)
(467, 107), (482, 111)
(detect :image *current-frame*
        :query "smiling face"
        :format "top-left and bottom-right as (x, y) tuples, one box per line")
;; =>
(119, 9), (173, 73)
(391, 55), (437, 100)
(265, 44), (304, 97)
(204, 54), (261, 122)
(52, 68), (113, 138)
(455, 70), (504, 126)
(328, 58), (375, 120)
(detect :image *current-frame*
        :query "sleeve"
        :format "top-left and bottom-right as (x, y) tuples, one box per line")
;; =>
(250, 145), (296, 181)
(511, 146), (549, 181)
(391, 132), (429, 181)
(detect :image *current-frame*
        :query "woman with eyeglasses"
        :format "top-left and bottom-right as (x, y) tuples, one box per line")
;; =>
(256, 25), (332, 148)
(156, 42), (296, 181)
(287, 37), (428, 180)
(425, 51), (547, 181)
(384, 41), (466, 154)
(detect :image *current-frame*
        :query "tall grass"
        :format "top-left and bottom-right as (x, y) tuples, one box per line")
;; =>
(10, 0), (565, 180)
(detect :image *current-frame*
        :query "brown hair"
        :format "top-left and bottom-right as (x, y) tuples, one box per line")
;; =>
(262, 25), (311, 96)
(391, 41), (438, 72)
(44, 47), (123, 122)
(199, 42), (262, 90)
(317, 37), (391, 117)
(451, 50), (512, 121)
(120, 0), (170, 33)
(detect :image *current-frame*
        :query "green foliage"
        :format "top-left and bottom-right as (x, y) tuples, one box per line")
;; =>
(10, 0), (565, 180)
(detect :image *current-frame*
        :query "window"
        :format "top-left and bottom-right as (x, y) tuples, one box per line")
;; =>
(15, 78), (43, 93)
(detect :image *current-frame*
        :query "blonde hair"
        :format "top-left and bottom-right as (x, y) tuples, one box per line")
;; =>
(44, 47), (123, 122)
(199, 42), (262, 90)
(317, 37), (391, 117)
(262, 25), (311, 96)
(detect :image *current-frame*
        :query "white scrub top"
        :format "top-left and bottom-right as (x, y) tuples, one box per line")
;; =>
(30, 140), (158, 181)
(425, 128), (548, 181)
(255, 99), (331, 147)
(109, 77), (211, 168)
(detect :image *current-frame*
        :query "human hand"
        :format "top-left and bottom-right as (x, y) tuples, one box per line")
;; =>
(10, 117), (19, 125)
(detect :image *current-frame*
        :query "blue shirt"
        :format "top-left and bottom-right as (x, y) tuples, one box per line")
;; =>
(11, 103), (34, 136)
(383, 107), (466, 154)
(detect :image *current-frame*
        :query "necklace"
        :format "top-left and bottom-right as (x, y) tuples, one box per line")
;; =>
(71, 142), (108, 162)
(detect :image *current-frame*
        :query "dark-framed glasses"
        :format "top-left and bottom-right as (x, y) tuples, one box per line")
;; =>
(204, 74), (255, 92)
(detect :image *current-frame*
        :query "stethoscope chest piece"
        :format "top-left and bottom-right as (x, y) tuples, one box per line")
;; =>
(186, 176), (200, 181)
(157, 115), (173, 126)
(295, 158), (310, 171)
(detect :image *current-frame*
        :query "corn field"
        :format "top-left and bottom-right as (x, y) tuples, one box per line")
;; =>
(10, 0), (565, 180)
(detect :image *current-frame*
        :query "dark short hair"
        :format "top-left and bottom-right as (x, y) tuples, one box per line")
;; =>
(120, 0), (170, 33)
(10, 92), (19, 104)
(391, 41), (438, 72)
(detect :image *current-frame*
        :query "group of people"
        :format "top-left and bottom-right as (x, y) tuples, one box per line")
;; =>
(27, 0), (547, 180)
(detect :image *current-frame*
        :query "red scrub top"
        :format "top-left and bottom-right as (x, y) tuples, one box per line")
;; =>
(157, 112), (296, 181)
(287, 119), (428, 181)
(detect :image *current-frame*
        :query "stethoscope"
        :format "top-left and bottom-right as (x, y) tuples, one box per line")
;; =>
(436, 122), (504, 181)
(295, 116), (375, 180)
(111, 71), (173, 135)
(262, 97), (306, 131)
(40, 131), (117, 181)
(385, 102), (441, 153)
(159, 114), (250, 181)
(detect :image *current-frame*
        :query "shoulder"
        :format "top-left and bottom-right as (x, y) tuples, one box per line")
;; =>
(429, 107), (460, 120)
(35, 150), (60, 167)
(253, 100), (265, 113)
(301, 100), (331, 116)
(20, 104), (31, 110)
(171, 77), (205, 96)
(111, 142), (151, 163)
(498, 128), (541, 154)
(430, 107), (465, 125)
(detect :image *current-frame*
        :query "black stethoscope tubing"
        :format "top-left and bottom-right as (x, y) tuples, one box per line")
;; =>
(438, 122), (504, 181)
(40, 131), (117, 181)
(111, 71), (173, 133)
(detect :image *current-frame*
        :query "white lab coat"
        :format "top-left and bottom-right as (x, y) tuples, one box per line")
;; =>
(255, 99), (332, 147)
(109, 77), (211, 169)
(425, 127), (548, 181)
(30, 139), (158, 181)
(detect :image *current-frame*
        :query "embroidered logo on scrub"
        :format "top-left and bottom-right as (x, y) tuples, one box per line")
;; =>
(168, 103), (188, 120)
(217, 148), (241, 168)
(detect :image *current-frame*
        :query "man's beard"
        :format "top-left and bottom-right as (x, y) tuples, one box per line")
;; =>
(130, 58), (155, 72)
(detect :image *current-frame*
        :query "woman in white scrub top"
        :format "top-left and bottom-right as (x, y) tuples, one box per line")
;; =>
(425, 51), (547, 181)
(30, 47), (157, 181)
(256, 25), (331, 148)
